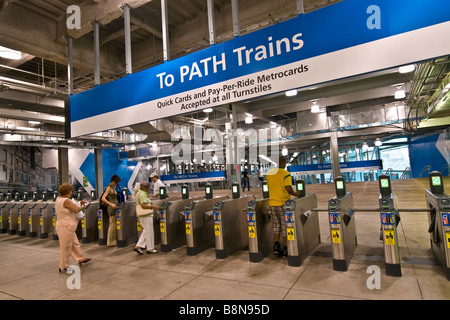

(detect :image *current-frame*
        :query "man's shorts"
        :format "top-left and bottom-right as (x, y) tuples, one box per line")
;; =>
(270, 206), (286, 237)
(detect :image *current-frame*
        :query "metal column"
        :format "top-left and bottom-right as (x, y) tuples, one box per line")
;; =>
(231, 0), (240, 37)
(123, 4), (132, 74)
(329, 131), (341, 181)
(207, 0), (216, 45)
(161, 0), (170, 61)
(92, 21), (101, 85)
(67, 36), (74, 95)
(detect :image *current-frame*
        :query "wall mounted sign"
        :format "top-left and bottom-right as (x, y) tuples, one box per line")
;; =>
(69, 0), (450, 137)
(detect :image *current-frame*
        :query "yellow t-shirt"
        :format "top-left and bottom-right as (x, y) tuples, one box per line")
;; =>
(266, 168), (292, 206)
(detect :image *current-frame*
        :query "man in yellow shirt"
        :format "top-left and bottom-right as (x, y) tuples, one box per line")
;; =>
(266, 156), (301, 258)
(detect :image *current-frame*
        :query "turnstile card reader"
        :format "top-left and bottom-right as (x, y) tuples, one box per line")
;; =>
(232, 183), (240, 199)
(160, 186), (168, 199)
(205, 184), (213, 199)
(426, 171), (450, 280)
(328, 177), (357, 271)
(184, 196), (228, 256)
(262, 181), (269, 199)
(214, 195), (255, 259)
(247, 199), (273, 263)
(283, 194), (320, 267)
(295, 179), (306, 198)
(181, 185), (189, 199)
(378, 175), (401, 277)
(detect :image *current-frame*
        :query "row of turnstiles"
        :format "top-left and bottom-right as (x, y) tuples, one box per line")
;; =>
(1, 171), (449, 281)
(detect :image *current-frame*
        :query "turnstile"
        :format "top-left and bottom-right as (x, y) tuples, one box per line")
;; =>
(39, 195), (55, 239)
(327, 177), (357, 271)
(184, 196), (229, 256)
(283, 193), (320, 267)
(246, 199), (273, 263)
(213, 195), (255, 259)
(159, 196), (204, 252)
(426, 171), (450, 281)
(17, 193), (31, 237)
(0, 201), (8, 234)
(378, 175), (402, 277)
(8, 193), (21, 235)
(116, 200), (137, 248)
(81, 191), (100, 243)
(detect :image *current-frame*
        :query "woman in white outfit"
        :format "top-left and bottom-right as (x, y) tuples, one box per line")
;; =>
(134, 181), (160, 254)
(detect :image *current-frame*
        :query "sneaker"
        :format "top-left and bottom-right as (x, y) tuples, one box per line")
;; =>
(273, 242), (282, 255)
(282, 247), (288, 259)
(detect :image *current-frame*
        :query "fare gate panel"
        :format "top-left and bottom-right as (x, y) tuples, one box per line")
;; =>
(283, 194), (320, 267)
(246, 199), (273, 263)
(328, 178), (357, 272)
(213, 195), (254, 259)
(184, 196), (228, 256)
(426, 171), (450, 281)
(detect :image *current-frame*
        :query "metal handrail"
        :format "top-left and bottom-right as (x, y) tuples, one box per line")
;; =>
(440, 164), (450, 176)
(418, 165), (431, 178)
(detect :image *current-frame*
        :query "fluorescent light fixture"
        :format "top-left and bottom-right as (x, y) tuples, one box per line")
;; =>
(270, 121), (277, 128)
(398, 65), (415, 74)
(311, 102), (320, 113)
(282, 147), (288, 156)
(285, 89), (297, 97)
(0, 46), (22, 60)
(203, 108), (213, 113)
(245, 115), (253, 124)
(395, 90), (406, 99)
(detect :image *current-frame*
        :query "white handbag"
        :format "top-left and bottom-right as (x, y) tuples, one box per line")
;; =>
(136, 204), (153, 217)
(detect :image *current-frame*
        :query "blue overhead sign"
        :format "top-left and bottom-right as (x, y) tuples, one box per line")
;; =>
(289, 160), (383, 175)
(160, 171), (226, 184)
(69, 0), (450, 137)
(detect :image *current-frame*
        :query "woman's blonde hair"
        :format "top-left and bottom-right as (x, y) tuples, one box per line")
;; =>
(58, 183), (73, 196)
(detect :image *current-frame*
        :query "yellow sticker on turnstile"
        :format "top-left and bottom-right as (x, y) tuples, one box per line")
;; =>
(137, 221), (141, 232)
(40, 217), (43, 226)
(446, 231), (450, 249)
(52, 218), (56, 227)
(287, 227), (295, 241)
(185, 223), (191, 235)
(331, 228), (341, 244)
(248, 226), (255, 238)
(98, 220), (102, 230)
(214, 224), (220, 236)
(81, 219), (85, 228)
(160, 222), (165, 233)
(384, 230), (395, 245)
(116, 220), (121, 230)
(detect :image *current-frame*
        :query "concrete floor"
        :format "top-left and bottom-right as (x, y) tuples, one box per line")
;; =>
(0, 178), (449, 300)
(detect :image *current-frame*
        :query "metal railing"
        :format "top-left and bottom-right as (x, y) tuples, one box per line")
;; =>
(418, 165), (431, 178)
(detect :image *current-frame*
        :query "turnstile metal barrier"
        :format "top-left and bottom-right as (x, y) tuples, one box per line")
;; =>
(184, 196), (229, 256)
(116, 200), (137, 248)
(378, 175), (402, 277)
(80, 191), (100, 243)
(426, 171), (450, 281)
(283, 193), (320, 267)
(17, 193), (31, 237)
(213, 195), (255, 259)
(39, 198), (54, 239)
(0, 201), (8, 234)
(328, 177), (357, 271)
(246, 199), (273, 263)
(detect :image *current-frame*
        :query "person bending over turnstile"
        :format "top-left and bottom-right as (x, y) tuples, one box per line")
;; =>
(265, 156), (301, 258)
(55, 183), (91, 272)
(134, 181), (160, 254)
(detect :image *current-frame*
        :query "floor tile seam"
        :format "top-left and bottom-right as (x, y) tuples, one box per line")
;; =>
(281, 256), (313, 300)
(196, 272), (295, 291)
(0, 289), (24, 300)
(159, 273), (203, 300)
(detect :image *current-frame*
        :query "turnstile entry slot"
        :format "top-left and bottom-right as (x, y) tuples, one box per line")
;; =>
(425, 171), (450, 281)
(328, 177), (357, 272)
(184, 196), (229, 256)
(378, 174), (402, 277)
(283, 194), (320, 267)
(214, 195), (255, 259)
(247, 199), (273, 263)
